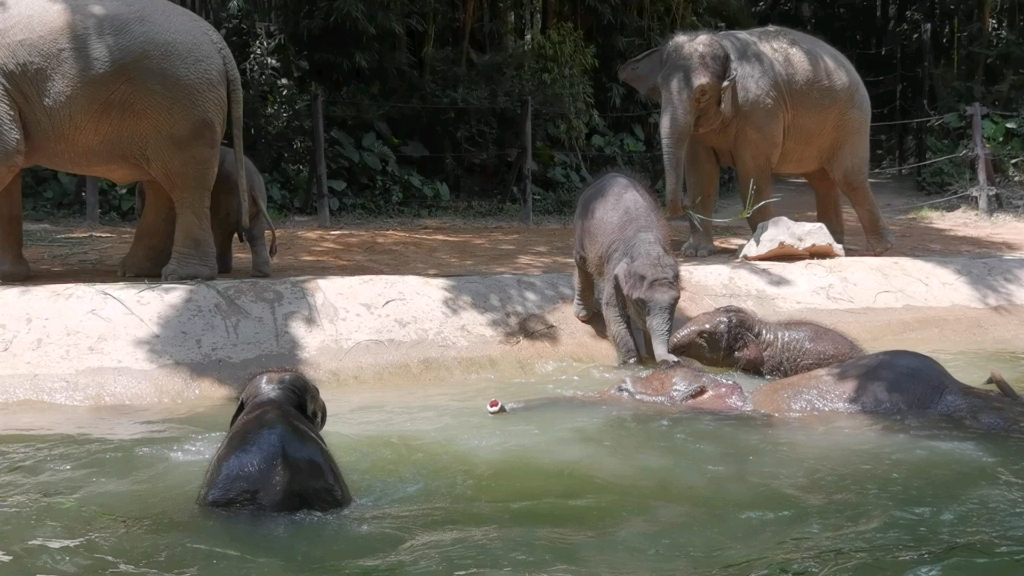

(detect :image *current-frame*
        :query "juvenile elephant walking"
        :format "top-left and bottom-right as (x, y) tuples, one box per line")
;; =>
(573, 171), (681, 365)
(0, 0), (249, 281)
(618, 26), (895, 257)
(138, 147), (278, 277)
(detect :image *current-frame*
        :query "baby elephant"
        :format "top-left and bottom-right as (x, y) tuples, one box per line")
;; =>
(138, 146), (278, 277)
(197, 370), (353, 513)
(669, 305), (865, 378)
(573, 170), (681, 365)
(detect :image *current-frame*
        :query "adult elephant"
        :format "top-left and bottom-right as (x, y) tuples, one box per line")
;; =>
(618, 25), (895, 257)
(0, 0), (249, 281)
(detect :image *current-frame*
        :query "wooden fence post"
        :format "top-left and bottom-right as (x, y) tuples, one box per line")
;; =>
(312, 85), (330, 228)
(85, 176), (99, 224)
(520, 96), (533, 226)
(968, 101), (998, 216)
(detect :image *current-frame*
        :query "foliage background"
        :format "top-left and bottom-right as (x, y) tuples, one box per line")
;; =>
(24, 0), (1024, 220)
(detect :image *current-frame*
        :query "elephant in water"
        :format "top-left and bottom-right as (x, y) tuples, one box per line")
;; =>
(573, 170), (681, 365)
(197, 370), (352, 513)
(617, 26), (894, 257)
(490, 352), (1024, 435)
(138, 146), (279, 277)
(0, 0), (249, 281)
(668, 305), (865, 378)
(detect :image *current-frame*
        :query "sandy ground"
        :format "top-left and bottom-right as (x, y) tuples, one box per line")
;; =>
(17, 175), (1024, 285)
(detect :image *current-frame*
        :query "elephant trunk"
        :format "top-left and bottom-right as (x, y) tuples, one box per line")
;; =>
(668, 320), (706, 356)
(646, 302), (677, 363)
(659, 99), (694, 217)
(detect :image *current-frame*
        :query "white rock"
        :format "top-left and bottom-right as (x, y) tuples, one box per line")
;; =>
(738, 216), (844, 261)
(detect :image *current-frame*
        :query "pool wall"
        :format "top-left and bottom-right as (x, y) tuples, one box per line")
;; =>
(2, 255), (1023, 404)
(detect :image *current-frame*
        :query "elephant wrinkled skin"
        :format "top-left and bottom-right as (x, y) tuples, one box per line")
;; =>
(573, 170), (681, 365)
(0, 0), (249, 281)
(138, 146), (278, 277)
(197, 370), (353, 513)
(669, 305), (865, 378)
(618, 26), (895, 257)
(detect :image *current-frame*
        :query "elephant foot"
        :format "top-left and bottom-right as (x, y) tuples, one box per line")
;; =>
(654, 353), (681, 366)
(250, 267), (271, 278)
(0, 255), (30, 282)
(618, 355), (640, 366)
(118, 256), (163, 278)
(681, 236), (716, 258)
(161, 258), (218, 282)
(573, 299), (594, 322)
(865, 228), (895, 256)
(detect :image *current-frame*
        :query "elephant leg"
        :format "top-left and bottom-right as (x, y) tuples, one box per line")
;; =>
(680, 143), (720, 258)
(572, 253), (596, 321)
(735, 161), (774, 234)
(120, 179), (175, 277)
(161, 165), (219, 281)
(602, 279), (641, 365)
(803, 168), (845, 244)
(244, 220), (271, 278)
(832, 167), (895, 256)
(0, 97), (28, 282)
(0, 171), (29, 282)
(215, 227), (235, 275)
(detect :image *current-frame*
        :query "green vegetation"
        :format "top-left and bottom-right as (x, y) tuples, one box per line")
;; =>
(22, 0), (1024, 220)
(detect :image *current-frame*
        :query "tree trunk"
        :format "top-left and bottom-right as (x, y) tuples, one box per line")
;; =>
(974, 0), (990, 99)
(422, 0), (436, 82)
(460, 0), (477, 71)
(85, 176), (100, 224)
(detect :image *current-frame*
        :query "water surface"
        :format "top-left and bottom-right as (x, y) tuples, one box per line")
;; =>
(1, 351), (1023, 575)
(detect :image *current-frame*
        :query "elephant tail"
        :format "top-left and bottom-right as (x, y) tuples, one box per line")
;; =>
(220, 37), (249, 230)
(247, 161), (278, 259)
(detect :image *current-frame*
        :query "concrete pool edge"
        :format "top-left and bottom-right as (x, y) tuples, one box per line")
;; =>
(1, 254), (1022, 405)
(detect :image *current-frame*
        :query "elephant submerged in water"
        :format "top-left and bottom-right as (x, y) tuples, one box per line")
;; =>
(489, 352), (1024, 435)
(617, 25), (894, 257)
(198, 370), (352, 513)
(668, 305), (865, 378)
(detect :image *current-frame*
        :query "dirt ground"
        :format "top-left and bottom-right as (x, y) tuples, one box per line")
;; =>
(17, 175), (1024, 285)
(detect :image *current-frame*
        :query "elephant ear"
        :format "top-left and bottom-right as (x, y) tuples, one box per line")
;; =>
(303, 384), (328, 431)
(618, 47), (664, 101)
(613, 259), (645, 300)
(228, 399), (246, 429)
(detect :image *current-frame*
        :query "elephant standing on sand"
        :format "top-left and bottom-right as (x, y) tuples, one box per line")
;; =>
(138, 146), (278, 277)
(618, 26), (895, 257)
(0, 0), (249, 281)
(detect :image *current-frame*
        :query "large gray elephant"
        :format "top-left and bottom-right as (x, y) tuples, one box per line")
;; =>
(0, 0), (249, 281)
(618, 26), (895, 257)
(138, 146), (278, 277)
(573, 170), (681, 365)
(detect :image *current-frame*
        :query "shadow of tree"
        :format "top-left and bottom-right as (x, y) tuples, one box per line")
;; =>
(142, 280), (315, 393)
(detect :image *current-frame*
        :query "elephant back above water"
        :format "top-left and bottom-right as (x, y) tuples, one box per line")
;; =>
(618, 26), (894, 258)
(0, 0), (249, 281)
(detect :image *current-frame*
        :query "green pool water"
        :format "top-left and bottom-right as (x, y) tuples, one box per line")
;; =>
(1, 351), (1023, 575)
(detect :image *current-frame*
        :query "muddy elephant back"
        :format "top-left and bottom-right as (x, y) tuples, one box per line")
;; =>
(747, 366), (859, 415)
